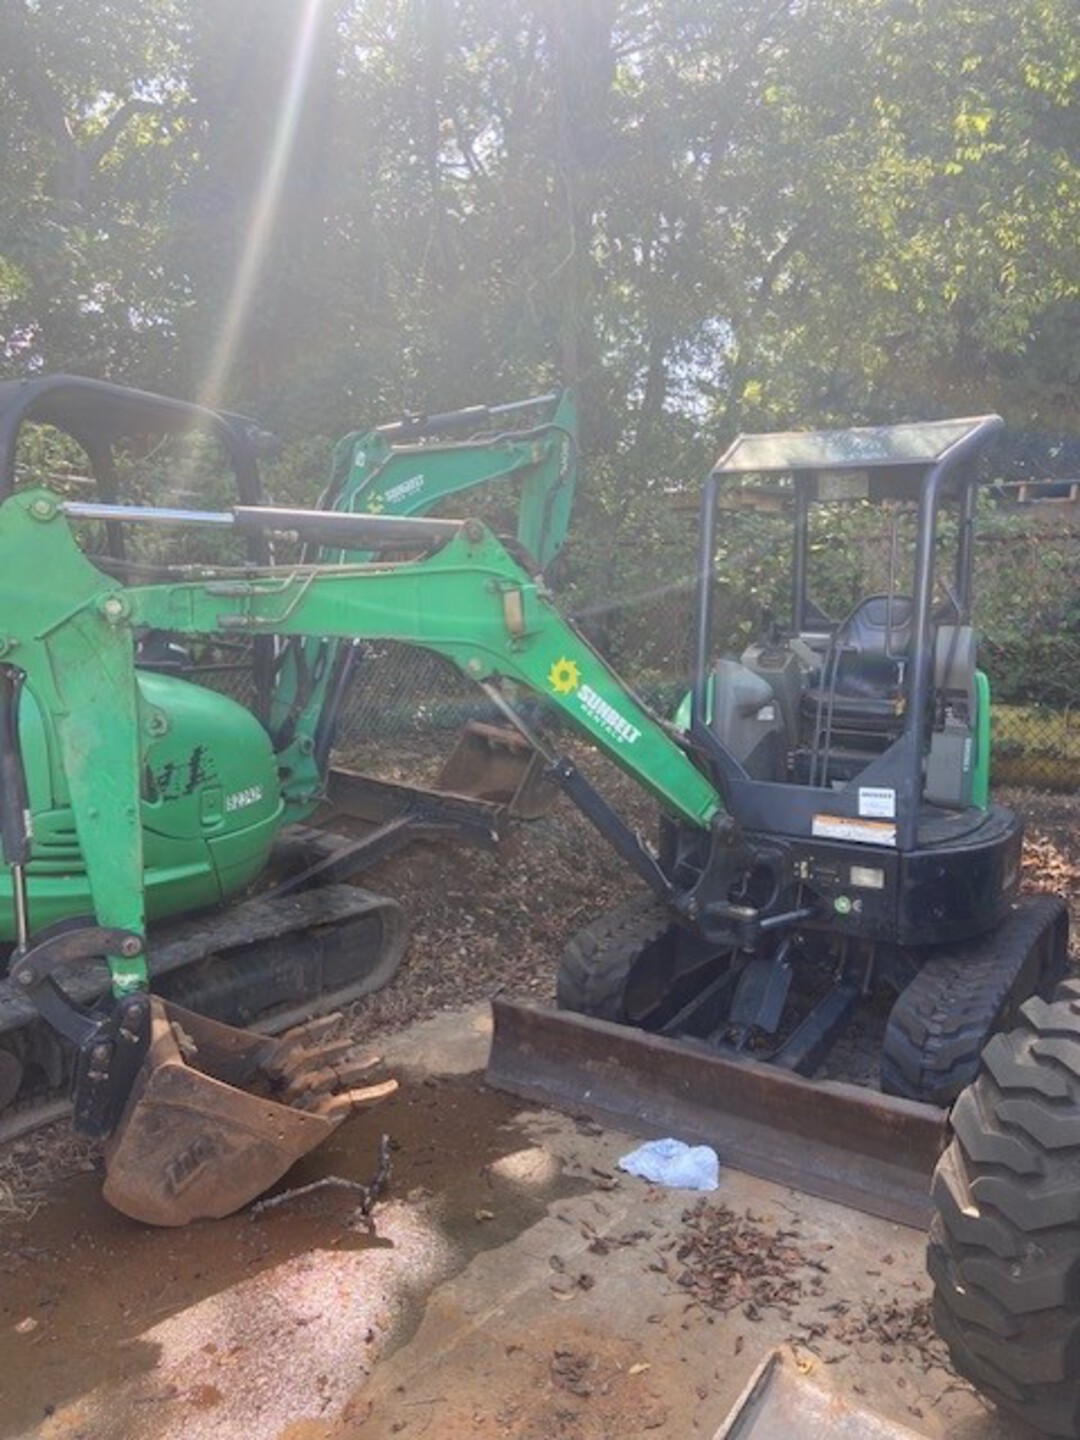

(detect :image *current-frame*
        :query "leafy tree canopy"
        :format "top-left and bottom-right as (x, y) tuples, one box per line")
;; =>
(1, 0), (1076, 509)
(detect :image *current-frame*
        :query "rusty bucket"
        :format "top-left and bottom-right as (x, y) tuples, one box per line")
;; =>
(103, 998), (396, 1226)
(437, 720), (557, 820)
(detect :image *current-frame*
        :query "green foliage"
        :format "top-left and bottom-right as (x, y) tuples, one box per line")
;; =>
(1, 0), (1079, 571)
(12, 421), (89, 495)
(972, 507), (1080, 704)
(0, 0), (189, 379)
(992, 702), (1080, 790)
(0, 0), (1077, 753)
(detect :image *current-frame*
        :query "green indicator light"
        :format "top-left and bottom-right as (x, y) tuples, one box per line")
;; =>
(834, 895), (853, 916)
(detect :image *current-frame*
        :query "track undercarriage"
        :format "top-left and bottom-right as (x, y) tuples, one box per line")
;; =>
(0, 760), (514, 1142)
(556, 887), (1069, 1108)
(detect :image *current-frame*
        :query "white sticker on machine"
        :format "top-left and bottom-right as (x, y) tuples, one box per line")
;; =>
(857, 786), (896, 818)
(812, 814), (897, 847)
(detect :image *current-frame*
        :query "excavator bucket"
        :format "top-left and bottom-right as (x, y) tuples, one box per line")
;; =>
(437, 720), (558, 820)
(102, 998), (396, 1226)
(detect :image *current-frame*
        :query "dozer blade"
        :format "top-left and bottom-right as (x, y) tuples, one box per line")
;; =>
(103, 999), (396, 1226)
(487, 1000), (948, 1228)
(437, 720), (558, 819)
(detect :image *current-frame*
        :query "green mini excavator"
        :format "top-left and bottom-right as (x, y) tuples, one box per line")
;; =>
(0, 373), (579, 1217)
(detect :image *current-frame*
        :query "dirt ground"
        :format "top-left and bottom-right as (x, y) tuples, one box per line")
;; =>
(0, 767), (1077, 1439)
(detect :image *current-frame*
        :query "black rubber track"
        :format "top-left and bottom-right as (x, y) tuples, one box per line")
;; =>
(556, 891), (674, 1022)
(0, 885), (407, 1142)
(928, 978), (1080, 1438)
(882, 894), (1068, 1106)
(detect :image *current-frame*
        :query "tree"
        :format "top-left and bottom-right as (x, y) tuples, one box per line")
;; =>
(2, 0), (1078, 458)
(723, 0), (1080, 428)
(0, 0), (188, 380)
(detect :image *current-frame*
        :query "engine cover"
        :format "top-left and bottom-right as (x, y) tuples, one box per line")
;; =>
(0, 672), (283, 939)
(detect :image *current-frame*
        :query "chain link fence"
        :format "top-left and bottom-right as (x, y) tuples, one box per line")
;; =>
(194, 502), (1080, 793)
(336, 507), (1080, 793)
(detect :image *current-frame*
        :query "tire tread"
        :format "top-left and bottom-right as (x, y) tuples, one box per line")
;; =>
(929, 977), (1080, 1437)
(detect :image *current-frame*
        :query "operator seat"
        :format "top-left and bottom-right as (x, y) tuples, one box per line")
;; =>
(799, 594), (913, 773)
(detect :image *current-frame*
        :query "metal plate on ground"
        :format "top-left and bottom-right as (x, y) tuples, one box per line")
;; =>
(715, 1351), (929, 1439)
(487, 1000), (948, 1228)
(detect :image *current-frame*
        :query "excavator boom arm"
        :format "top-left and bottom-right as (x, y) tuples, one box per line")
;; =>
(326, 388), (577, 571)
(0, 489), (720, 1004)
(130, 521), (720, 827)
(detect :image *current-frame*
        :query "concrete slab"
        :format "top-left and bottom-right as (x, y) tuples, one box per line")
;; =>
(309, 1106), (1019, 1440)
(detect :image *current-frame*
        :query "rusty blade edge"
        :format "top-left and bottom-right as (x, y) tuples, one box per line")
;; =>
(486, 999), (949, 1230)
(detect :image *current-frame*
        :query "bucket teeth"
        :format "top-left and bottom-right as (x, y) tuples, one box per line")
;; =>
(247, 1016), (395, 1111)
(255, 1015), (344, 1072)
(265, 1036), (356, 1084)
(305, 1079), (399, 1120)
(282, 1053), (384, 1101)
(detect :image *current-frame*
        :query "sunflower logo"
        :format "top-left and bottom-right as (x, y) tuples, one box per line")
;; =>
(548, 657), (581, 695)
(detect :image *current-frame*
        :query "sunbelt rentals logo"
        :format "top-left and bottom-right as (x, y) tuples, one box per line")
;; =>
(548, 657), (580, 694)
(547, 656), (641, 746)
(383, 473), (426, 506)
(364, 472), (425, 515)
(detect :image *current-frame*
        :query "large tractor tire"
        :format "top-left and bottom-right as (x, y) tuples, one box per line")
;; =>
(928, 979), (1080, 1438)
(883, 895), (1068, 1106)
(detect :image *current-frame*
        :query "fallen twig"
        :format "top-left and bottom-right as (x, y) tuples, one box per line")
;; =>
(250, 1134), (393, 1223)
